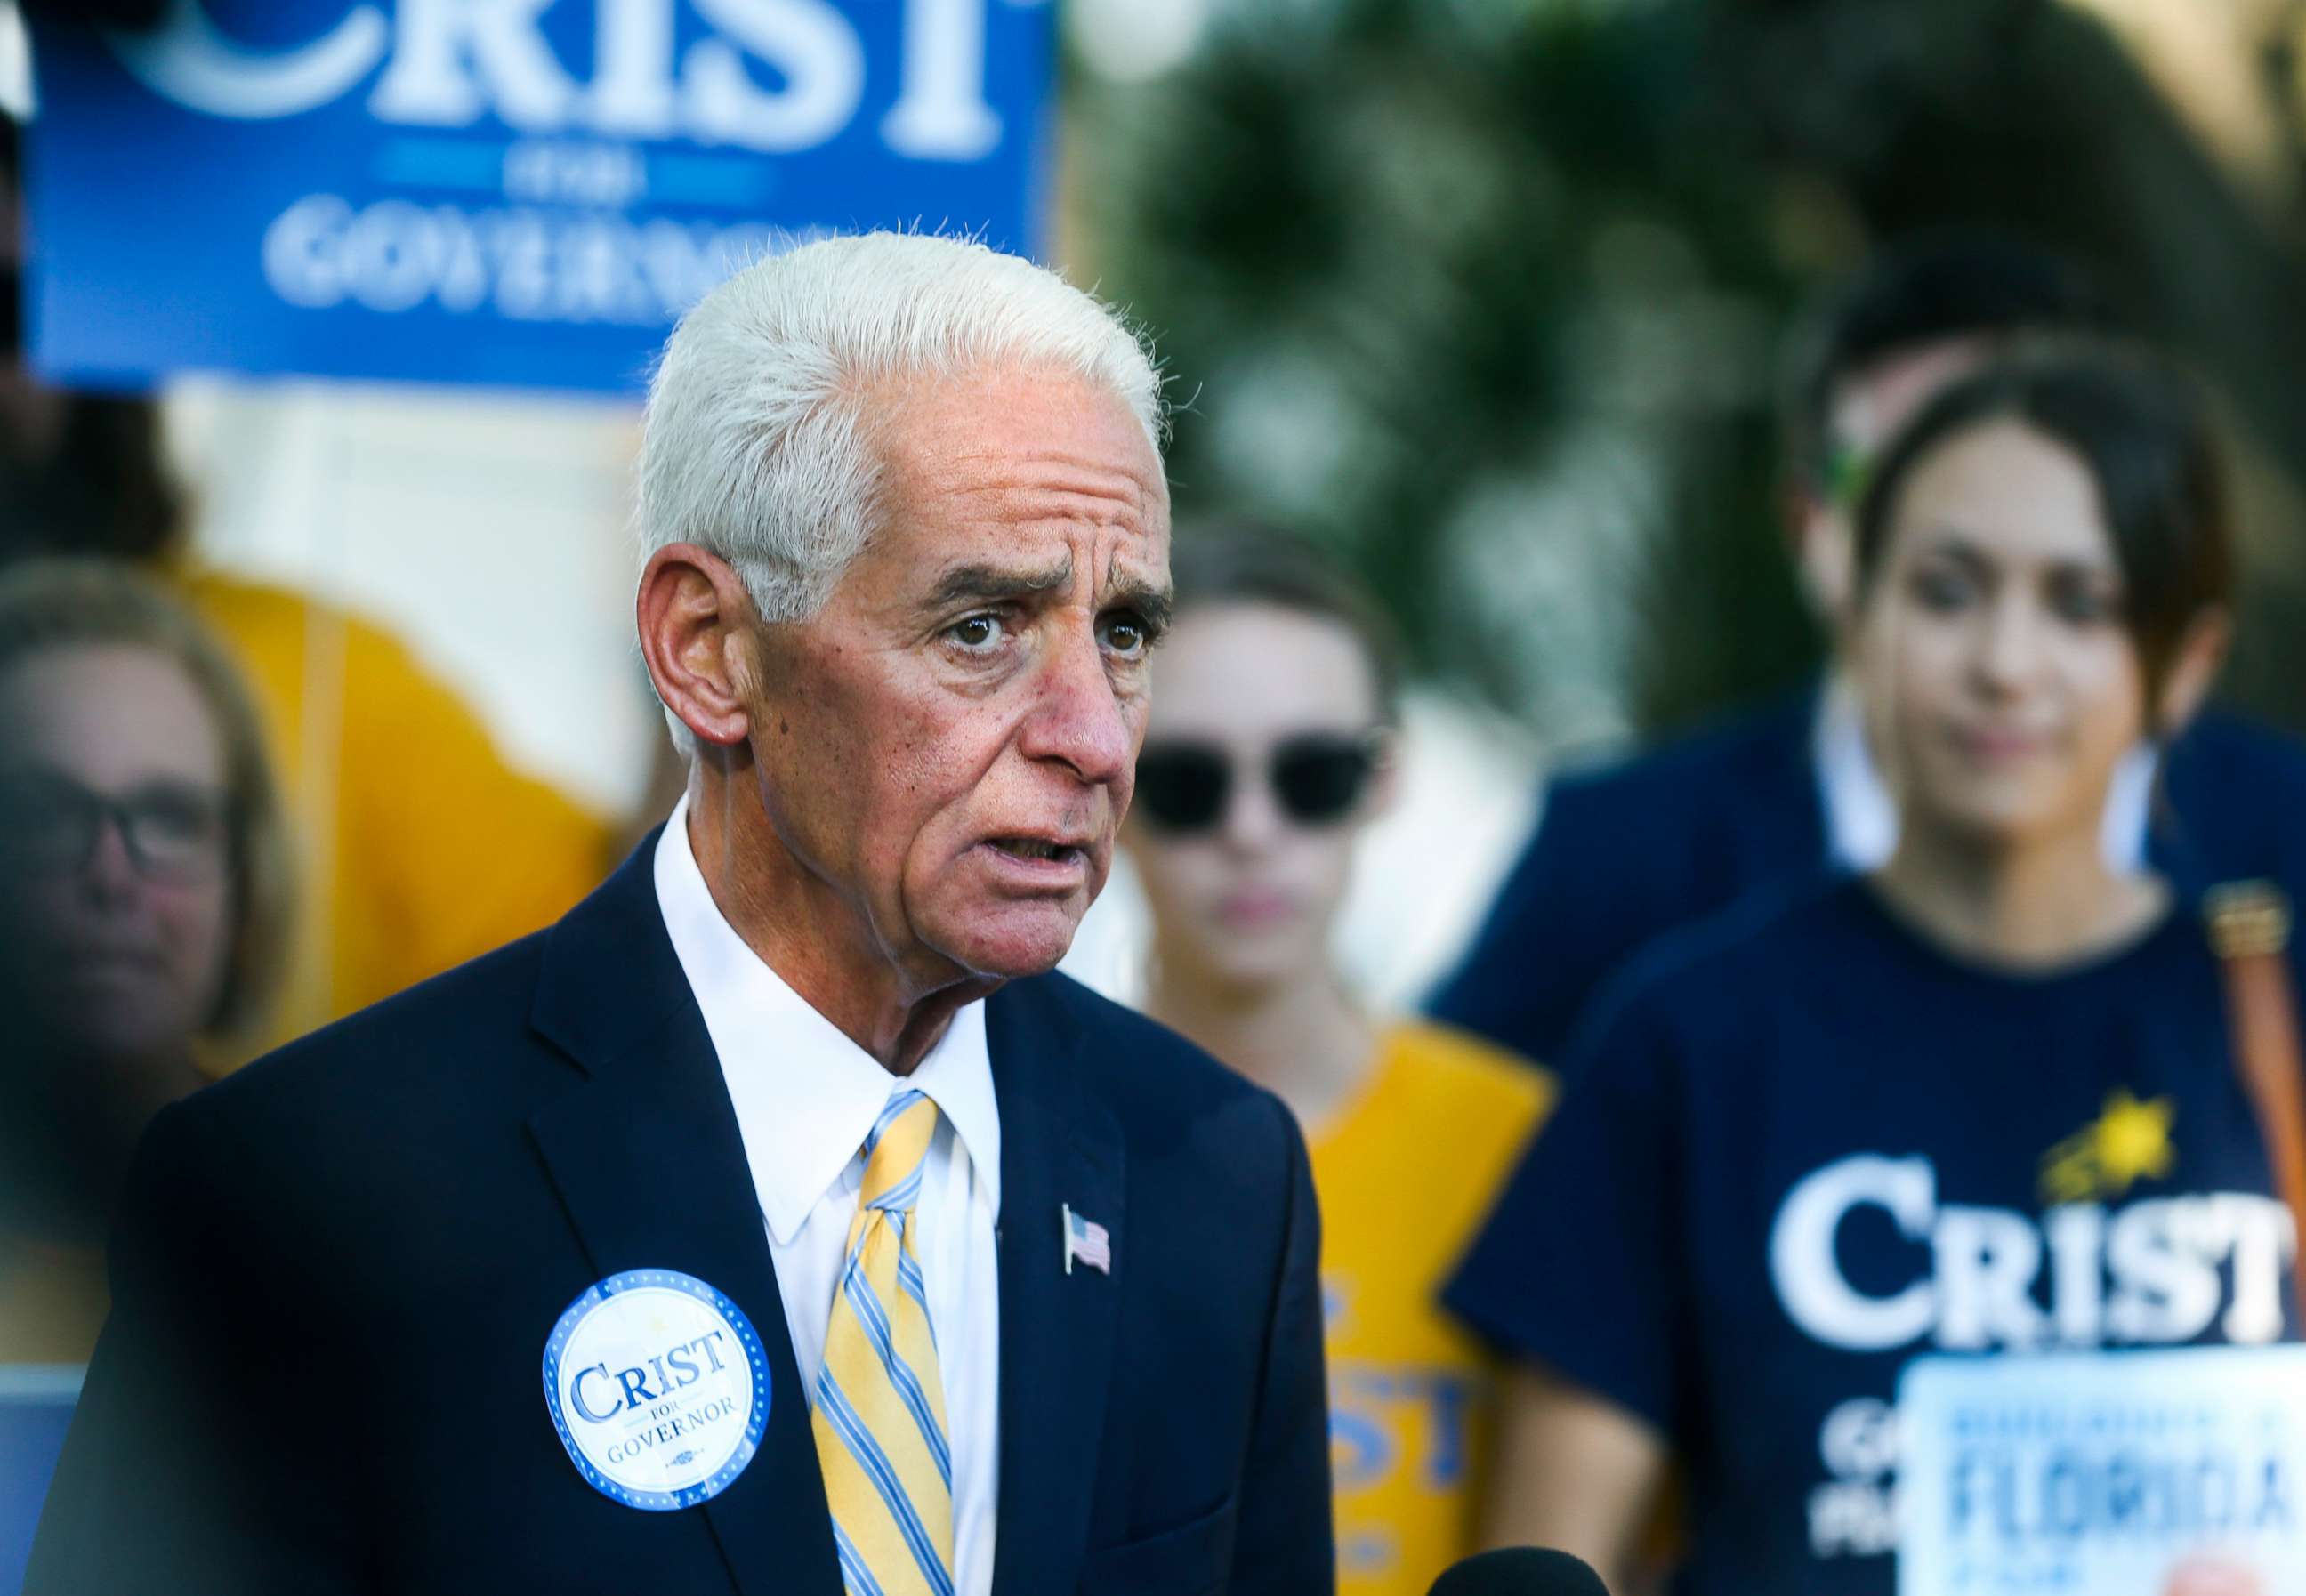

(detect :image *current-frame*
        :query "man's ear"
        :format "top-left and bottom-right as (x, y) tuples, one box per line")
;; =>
(637, 544), (761, 748)
(2155, 608), (2231, 740)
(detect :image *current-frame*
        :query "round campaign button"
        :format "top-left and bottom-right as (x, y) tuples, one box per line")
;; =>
(540, 1268), (770, 1511)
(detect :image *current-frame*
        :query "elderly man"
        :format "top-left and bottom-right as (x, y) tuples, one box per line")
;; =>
(28, 235), (1333, 1595)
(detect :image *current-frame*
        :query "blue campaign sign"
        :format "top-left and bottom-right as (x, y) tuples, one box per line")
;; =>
(22, 1), (1056, 394)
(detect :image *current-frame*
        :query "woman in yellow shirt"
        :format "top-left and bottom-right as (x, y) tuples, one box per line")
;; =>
(1125, 525), (1552, 1596)
(178, 569), (613, 1051)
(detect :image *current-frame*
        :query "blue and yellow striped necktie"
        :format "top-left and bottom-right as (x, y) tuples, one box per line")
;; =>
(813, 1089), (956, 1596)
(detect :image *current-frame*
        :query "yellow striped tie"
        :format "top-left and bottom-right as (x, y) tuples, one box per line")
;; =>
(812, 1090), (956, 1596)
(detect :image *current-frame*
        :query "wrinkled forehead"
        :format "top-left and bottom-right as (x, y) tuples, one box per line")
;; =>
(870, 361), (1165, 483)
(860, 367), (1170, 576)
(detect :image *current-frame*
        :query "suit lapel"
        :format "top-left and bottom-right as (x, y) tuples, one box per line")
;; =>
(987, 981), (1126, 1596)
(526, 835), (842, 1596)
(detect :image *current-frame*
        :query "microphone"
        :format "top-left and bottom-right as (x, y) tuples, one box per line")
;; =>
(1428, 1547), (1611, 1596)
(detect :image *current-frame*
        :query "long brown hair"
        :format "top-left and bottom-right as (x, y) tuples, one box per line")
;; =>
(1854, 340), (2232, 711)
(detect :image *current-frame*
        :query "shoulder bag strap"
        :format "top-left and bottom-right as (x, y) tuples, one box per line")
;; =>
(2205, 880), (2306, 1335)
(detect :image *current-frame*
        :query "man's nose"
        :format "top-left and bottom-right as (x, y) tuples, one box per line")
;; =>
(1020, 631), (1133, 785)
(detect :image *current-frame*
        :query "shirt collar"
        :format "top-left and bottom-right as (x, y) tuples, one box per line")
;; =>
(652, 796), (1002, 1245)
(1813, 673), (1897, 873)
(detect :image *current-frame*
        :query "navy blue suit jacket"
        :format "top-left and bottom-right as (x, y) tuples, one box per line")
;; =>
(1430, 685), (2306, 1072)
(28, 838), (1332, 1595)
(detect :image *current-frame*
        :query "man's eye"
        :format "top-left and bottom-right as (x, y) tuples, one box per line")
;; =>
(1100, 613), (1149, 657)
(948, 613), (1004, 650)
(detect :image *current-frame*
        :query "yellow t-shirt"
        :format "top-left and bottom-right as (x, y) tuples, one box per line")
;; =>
(1313, 1020), (1553, 1596)
(178, 571), (615, 1060)
(0, 1237), (105, 1365)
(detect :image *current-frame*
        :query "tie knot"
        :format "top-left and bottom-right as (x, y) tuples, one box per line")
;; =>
(860, 1090), (938, 1212)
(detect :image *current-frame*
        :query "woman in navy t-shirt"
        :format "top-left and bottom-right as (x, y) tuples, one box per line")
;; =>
(1446, 345), (2299, 1594)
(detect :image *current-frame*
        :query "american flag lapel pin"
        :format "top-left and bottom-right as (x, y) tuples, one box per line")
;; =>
(1061, 1203), (1111, 1276)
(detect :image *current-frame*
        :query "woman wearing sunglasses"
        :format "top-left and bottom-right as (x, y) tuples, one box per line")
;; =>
(1447, 346), (2300, 1596)
(1125, 526), (1553, 1596)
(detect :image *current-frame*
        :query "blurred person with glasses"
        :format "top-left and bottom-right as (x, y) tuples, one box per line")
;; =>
(0, 558), (290, 1356)
(0, 557), (289, 1591)
(1448, 346), (2299, 1596)
(1126, 526), (1553, 1596)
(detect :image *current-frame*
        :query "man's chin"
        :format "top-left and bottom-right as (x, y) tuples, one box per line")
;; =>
(934, 902), (1088, 982)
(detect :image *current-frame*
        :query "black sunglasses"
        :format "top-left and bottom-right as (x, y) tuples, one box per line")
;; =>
(1133, 732), (1386, 834)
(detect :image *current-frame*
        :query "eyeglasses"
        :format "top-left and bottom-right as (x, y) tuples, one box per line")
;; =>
(0, 770), (233, 883)
(1133, 731), (1386, 835)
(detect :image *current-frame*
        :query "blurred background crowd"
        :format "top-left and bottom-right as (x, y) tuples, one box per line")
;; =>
(7, 1), (2306, 1594)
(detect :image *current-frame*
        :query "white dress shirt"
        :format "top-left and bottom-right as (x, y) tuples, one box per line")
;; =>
(654, 796), (1001, 1594)
(1811, 672), (2157, 874)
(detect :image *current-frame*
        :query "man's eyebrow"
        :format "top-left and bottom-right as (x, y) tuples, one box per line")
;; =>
(924, 560), (1075, 609)
(922, 559), (1174, 631)
(1105, 576), (1174, 633)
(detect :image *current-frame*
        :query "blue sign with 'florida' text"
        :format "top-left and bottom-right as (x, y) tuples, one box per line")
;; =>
(23, 1), (1055, 393)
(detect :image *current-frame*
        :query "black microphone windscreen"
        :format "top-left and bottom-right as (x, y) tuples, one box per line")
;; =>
(1427, 1547), (1611, 1596)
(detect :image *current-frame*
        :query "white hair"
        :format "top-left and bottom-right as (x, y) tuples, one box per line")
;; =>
(638, 231), (1165, 753)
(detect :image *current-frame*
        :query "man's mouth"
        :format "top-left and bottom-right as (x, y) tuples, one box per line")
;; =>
(987, 837), (1086, 866)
